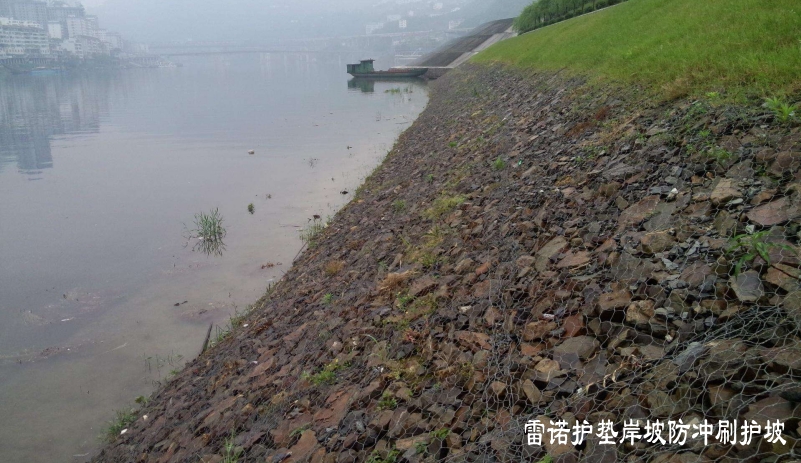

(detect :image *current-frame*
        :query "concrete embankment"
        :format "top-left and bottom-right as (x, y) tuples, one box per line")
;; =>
(408, 19), (516, 79)
(95, 64), (801, 462)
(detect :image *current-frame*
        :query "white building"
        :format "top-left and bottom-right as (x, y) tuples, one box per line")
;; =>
(47, 19), (61, 38)
(398, 19), (407, 29)
(65, 14), (94, 38)
(61, 34), (102, 58)
(0, 16), (49, 55)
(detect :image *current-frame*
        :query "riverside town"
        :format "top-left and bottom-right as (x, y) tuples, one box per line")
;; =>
(0, 0), (800, 462)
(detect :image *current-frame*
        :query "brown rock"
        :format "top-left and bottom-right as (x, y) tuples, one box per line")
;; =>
(598, 182), (621, 197)
(533, 415), (575, 457)
(556, 251), (592, 269)
(520, 379), (542, 404)
(535, 236), (568, 271)
(490, 381), (507, 398)
(597, 289), (632, 315)
(618, 195), (660, 230)
(680, 262), (714, 289)
(454, 331), (492, 351)
(769, 150), (801, 176)
(746, 197), (801, 226)
(313, 391), (351, 429)
(395, 434), (428, 451)
(475, 261), (491, 275)
(765, 264), (801, 292)
(409, 277), (438, 297)
(744, 395), (801, 424)
(454, 258), (475, 274)
(640, 230), (675, 254)
(287, 430), (318, 463)
(520, 343), (544, 356)
(710, 178), (742, 206)
(522, 321), (557, 342)
(625, 300), (655, 326)
(562, 314), (584, 337)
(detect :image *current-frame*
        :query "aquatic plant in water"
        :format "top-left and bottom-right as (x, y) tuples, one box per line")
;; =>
(189, 208), (227, 256)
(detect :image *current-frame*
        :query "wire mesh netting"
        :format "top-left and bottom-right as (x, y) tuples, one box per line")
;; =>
(95, 65), (801, 463)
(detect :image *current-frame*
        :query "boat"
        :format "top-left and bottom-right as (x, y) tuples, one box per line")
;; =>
(346, 59), (427, 78)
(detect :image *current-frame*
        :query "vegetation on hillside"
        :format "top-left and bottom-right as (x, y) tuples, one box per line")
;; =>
(479, 0), (801, 98)
(514, 0), (629, 33)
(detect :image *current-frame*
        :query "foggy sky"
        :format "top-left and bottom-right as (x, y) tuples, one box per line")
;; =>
(87, 0), (530, 44)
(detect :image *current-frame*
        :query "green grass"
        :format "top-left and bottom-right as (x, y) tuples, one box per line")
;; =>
(190, 208), (227, 256)
(475, 0), (801, 98)
(104, 408), (137, 442)
(424, 194), (466, 220)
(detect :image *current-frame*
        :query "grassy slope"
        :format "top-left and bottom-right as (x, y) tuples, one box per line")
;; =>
(474, 0), (801, 98)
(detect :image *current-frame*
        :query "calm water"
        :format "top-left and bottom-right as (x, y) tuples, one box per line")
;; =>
(0, 55), (428, 462)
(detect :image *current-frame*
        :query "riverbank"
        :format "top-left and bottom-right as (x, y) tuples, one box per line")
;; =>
(94, 60), (801, 462)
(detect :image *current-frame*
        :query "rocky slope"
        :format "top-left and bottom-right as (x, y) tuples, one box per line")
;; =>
(95, 64), (801, 463)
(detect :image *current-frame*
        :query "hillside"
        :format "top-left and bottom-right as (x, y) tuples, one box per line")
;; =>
(94, 2), (801, 463)
(476, 0), (801, 98)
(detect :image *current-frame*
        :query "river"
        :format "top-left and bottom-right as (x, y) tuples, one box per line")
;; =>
(0, 54), (429, 462)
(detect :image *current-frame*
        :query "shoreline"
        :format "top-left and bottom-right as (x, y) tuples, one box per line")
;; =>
(95, 63), (801, 462)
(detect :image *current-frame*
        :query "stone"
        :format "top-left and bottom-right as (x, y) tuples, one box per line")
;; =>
(535, 236), (568, 271)
(314, 392), (352, 429)
(552, 336), (599, 361)
(562, 314), (584, 338)
(710, 178), (742, 206)
(287, 430), (318, 463)
(489, 381), (507, 398)
(522, 321), (558, 342)
(769, 150), (801, 176)
(764, 264), (801, 292)
(533, 415), (575, 457)
(680, 262), (714, 289)
(409, 277), (438, 297)
(395, 434), (429, 451)
(640, 230), (675, 254)
(618, 195), (660, 230)
(556, 251), (592, 269)
(743, 396), (801, 424)
(454, 258), (475, 274)
(730, 270), (765, 303)
(597, 289), (632, 315)
(747, 197), (801, 226)
(598, 182), (621, 197)
(520, 379), (542, 404)
(520, 342), (544, 356)
(625, 300), (655, 326)
(454, 331), (492, 351)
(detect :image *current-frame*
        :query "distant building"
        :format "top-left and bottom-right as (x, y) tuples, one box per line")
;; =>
(398, 19), (407, 29)
(0, 16), (49, 55)
(448, 19), (463, 30)
(46, 19), (60, 38)
(61, 33), (102, 58)
(46, 1), (84, 22)
(96, 28), (121, 51)
(0, 0), (11, 18)
(386, 14), (400, 22)
(365, 22), (384, 35)
(10, 1), (48, 29)
(433, 3), (443, 10)
(65, 14), (94, 38)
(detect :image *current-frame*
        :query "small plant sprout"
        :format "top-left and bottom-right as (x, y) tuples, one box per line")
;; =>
(321, 293), (333, 305)
(392, 200), (407, 213)
(378, 391), (398, 410)
(221, 431), (243, 463)
(104, 408), (137, 443)
(247, 203), (255, 214)
(431, 428), (450, 440)
(492, 156), (507, 170)
(727, 230), (797, 275)
(764, 96), (798, 123)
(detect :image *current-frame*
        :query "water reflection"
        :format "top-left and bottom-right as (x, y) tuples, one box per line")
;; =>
(348, 78), (375, 93)
(0, 74), (111, 175)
